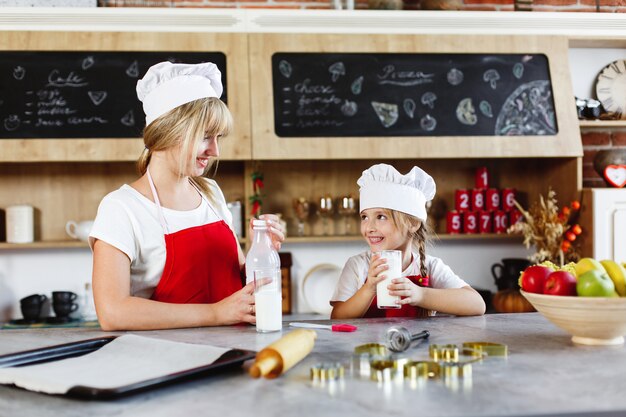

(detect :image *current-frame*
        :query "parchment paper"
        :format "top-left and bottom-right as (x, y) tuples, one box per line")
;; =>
(0, 334), (229, 394)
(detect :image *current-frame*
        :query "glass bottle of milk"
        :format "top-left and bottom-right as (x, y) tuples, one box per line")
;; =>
(246, 220), (282, 332)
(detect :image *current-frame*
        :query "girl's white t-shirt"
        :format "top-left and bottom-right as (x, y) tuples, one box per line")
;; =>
(89, 179), (235, 299)
(331, 251), (469, 303)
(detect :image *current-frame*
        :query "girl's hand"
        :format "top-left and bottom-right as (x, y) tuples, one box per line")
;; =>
(215, 281), (257, 325)
(389, 277), (424, 306)
(248, 214), (285, 251)
(363, 254), (388, 294)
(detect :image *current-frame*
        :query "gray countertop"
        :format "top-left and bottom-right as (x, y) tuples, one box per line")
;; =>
(0, 313), (624, 417)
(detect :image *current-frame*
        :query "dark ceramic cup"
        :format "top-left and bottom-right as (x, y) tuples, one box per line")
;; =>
(52, 291), (77, 304)
(52, 291), (78, 318)
(52, 302), (79, 318)
(19, 294), (47, 321)
(491, 258), (531, 291)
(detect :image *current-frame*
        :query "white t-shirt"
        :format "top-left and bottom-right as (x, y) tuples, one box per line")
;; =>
(331, 251), (468, 303)
(89, 179), (235, 299)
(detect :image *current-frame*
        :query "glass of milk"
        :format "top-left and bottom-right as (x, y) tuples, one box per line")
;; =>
(374, 250), (402, 309)
(253, 268), (283, 332)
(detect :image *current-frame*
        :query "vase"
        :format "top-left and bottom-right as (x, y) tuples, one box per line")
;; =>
(593, 149), (626, 188)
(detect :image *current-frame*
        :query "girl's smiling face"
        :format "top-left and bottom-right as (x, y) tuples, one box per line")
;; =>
(360, 208), (411, 253)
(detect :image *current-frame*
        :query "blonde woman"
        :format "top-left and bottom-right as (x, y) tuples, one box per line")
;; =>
(90, 62), (284, 331)
(330, 164), (485, 319)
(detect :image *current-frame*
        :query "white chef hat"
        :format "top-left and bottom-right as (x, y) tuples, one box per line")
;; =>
(136, 61), (223, 126)
(358, 164), (436, 221)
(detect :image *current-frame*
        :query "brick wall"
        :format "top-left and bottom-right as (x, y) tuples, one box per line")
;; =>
(582, 131), (626, 188)
(96, 0), (626, 11)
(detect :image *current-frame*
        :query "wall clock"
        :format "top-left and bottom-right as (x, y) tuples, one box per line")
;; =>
(596, 59), (626, 118)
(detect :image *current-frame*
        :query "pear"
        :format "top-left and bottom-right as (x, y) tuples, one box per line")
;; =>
(575, 258), (605, 277)
(600, 260), (626, 297)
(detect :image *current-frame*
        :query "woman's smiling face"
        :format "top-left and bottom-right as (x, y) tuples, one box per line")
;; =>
(360, 208), (409, 252)
(190, 133), (220, 176)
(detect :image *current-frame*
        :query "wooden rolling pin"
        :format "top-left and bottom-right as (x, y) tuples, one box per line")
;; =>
(249, 329), (317, 379)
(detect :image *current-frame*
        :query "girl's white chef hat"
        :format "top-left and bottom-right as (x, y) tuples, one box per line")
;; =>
(136, 61), (223, 126)
(357, 163), (436, 221)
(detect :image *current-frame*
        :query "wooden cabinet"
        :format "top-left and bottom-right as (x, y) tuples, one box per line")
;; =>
(0, 31), (252, 162)
(0, 30), (584, 249)
(579, 188), (626, 260)
(249, 34), (581, 160)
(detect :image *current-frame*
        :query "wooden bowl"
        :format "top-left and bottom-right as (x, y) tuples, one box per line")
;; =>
(521, 290), (626, 346)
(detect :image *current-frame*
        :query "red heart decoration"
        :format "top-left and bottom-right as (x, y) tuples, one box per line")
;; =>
(604, 164), (626, 188)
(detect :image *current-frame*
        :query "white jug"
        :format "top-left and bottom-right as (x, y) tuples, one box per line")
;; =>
(65, 220), (94, 242)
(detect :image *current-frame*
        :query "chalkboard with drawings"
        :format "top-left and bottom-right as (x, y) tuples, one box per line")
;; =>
(272, 53), (557, 137)
(0, 51), (227, 139)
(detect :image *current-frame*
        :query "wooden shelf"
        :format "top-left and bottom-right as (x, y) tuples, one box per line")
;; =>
(579, 120), (626, 129)
(0, 240), (88, 250)
(0, 233), (522, 250)
(436, 233), (523, 241)
(284, 236), (363, 243)
(283, 233), (522, 244)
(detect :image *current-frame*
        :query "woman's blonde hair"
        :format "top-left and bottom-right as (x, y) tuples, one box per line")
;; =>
(136, 97), (233, 199)
(385, 209), (431, 278)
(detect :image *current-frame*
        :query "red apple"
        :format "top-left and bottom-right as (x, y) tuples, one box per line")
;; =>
(520, 265), (552, 294)
(543, 270), (577, 296)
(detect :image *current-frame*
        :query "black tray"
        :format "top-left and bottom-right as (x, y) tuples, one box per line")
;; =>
(0, 336), (256, 399)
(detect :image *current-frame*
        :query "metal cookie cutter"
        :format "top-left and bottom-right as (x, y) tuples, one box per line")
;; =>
(369, 358), (395, 382)
(440, 362), (473, 379)
(352, 343), (389, 379)
(429, 344), (459, 362)
(404, 361), (441, 380)
(310, 362), (345, 382)
(462, 342), (508, 358)
(354, 343), (388, 356)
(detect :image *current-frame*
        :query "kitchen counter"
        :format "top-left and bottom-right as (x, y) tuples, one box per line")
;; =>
(0, 313), (624, 417)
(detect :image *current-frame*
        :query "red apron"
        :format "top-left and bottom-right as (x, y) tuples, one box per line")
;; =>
(146, 169), (242, 304)
(364, 275), (431, 318)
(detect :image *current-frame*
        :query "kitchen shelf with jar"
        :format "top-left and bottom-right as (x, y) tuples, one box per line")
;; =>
(253, 158), (580, 241)
(282, 234), (522, 245)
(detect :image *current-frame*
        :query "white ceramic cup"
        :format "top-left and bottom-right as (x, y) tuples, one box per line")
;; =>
(6, 205), (34, 244)
(374, 250), (402, 309)
(65, 220), (94, 242)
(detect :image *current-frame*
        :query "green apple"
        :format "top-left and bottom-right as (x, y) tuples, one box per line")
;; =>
(576, 269), (618, 297)
(575, 258), (605, 277)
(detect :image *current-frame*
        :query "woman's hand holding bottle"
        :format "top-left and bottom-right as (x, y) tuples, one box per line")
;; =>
(248, 214), (285, 251)
(215, 282), (257, 325)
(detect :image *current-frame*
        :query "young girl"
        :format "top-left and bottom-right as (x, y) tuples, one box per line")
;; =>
(330, 164), (485, 319)
(89, 61), (284, 331)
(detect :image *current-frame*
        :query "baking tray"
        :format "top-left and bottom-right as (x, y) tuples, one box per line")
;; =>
(0, 336), (256, 399)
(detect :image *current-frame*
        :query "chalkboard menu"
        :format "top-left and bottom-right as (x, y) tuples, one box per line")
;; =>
(272, 53), (557, 137)
(0, 51), (227, 139)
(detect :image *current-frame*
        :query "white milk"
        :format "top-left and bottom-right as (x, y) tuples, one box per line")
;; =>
(255, 291), (282, 332)
(376, 250), (402, 309)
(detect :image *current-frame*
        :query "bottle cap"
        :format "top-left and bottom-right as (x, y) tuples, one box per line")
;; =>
(252, 219), (268, 228)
